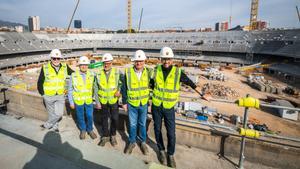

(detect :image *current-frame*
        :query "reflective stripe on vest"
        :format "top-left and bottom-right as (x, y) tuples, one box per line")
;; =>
(152, 65), (181, 109)
(43, 62), (67, 96)
(126, 67), (150, 107)
(72, 70), (94, 105)
(97, 68), (119, 104)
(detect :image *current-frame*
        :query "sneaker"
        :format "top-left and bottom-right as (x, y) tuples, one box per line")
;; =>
(124, 143), (136, 154)
(140, 143), (149, 155)
(98, 137), (109, 147)
(88, 131), (97, 139)
(80, 131), (86, 140)
(167, 155), (176, 168)
(158, 150), (167, 165)
(110, 136), (117, 146)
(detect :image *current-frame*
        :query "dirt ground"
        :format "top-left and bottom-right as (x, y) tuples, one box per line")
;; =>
(181, 67), (300, 138)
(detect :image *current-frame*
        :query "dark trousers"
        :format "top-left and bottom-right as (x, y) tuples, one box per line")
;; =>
(152, 105), (176, 155)
(101, 103), (119, 137)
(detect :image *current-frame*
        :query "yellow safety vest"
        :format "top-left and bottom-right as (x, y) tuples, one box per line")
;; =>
(97, 68), (119, 105)
(125, 67), (150, 107)
(152, 65), (181, 109)
(72, 70), (94, 105)
(43, 62), (67, 96)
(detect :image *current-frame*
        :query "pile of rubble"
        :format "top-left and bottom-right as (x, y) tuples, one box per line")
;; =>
(202, 83), (239, 99)
(284, 86), (299, 96)
(204, 67), (226, 81)
(247, 74), (282, 94)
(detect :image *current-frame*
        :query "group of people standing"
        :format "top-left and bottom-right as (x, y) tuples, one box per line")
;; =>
(37, 47), (208, 168)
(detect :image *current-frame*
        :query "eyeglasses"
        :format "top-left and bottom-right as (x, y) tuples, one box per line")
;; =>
(52, 58), (61, 61)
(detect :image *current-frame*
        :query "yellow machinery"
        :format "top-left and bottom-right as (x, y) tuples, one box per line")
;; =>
(238, 63), (270, 72)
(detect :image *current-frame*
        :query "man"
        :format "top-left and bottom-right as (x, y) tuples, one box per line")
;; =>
(121, 50), (151, 155)
(37, 49), (73, 132)
(95, 53), (122, 147)
(68, 56), (97, 140)
(151, 47), (210, 168)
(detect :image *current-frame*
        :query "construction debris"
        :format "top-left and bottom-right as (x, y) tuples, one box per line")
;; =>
(202, 83), (239, 100)
(271, 99), (299, 121)
(176, 102), (215, 122)
(247, 74), (282, 94)
(204, 67), (226, 81)
(284, 86), (299, 96)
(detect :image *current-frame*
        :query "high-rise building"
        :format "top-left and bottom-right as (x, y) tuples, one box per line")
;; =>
(215, 22), (228, 31)
(74, 20), (82, 28)
(28, 16), (40, 32)
(215, 22), (220, 31)
(221, 22), (229, 31)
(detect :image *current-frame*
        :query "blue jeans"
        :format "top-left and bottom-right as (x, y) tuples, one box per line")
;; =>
(128, 103), (148, 144)
(75, 103), (94, 132)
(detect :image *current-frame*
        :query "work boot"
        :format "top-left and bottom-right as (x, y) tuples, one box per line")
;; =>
(88, 131), (97, 140)
(140, 142), (149, 155)
(98, 137), (109, 147)
(167, 155), (176, 168)
(80, 131), (86, 140)
(124, 143), (136, 154)
(110, 136), (117, 146)
(158, 150), (167, 165)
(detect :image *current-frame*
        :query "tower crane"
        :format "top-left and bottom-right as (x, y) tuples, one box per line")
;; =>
(249, 0), (259, 30)
(127, 0), (132, 33)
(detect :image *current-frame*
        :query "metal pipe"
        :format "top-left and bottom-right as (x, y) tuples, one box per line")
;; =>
(260, 103), (300, 111)
(238, 106), (249, 169)
(176, 117), (236, 131)
(206, 98), (300, 111)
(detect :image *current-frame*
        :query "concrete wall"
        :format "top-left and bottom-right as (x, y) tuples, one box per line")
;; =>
(5, 88), (48, 121)
(2, 88), (300, 169)
(146, 121), (300, 169)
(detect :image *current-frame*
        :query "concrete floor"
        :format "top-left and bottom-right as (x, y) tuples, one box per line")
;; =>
(0, 113), (278, 169)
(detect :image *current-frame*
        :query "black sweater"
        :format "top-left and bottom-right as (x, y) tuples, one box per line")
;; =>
(37, 63), (74, 96)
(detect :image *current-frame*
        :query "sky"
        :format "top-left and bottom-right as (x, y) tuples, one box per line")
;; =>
(0, 0), (299, 30)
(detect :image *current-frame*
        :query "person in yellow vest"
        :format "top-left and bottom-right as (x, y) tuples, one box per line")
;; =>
(151, 47), (210, 168)
(37, 49), (74, 132)
(95, 53), (122, 147)
(121, 50), (151, 155)
(68, 56), (97, 140)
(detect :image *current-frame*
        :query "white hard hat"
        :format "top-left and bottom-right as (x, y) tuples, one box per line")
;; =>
(160, 47), (174, 58)
(49, 49), (62, 58)
(102, 53), (113, 62)
(78, 56), (90, 65)
(132, 50), (146, 61)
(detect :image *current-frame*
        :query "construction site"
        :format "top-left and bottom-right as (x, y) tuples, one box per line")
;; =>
(0, 0), (300, 169)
